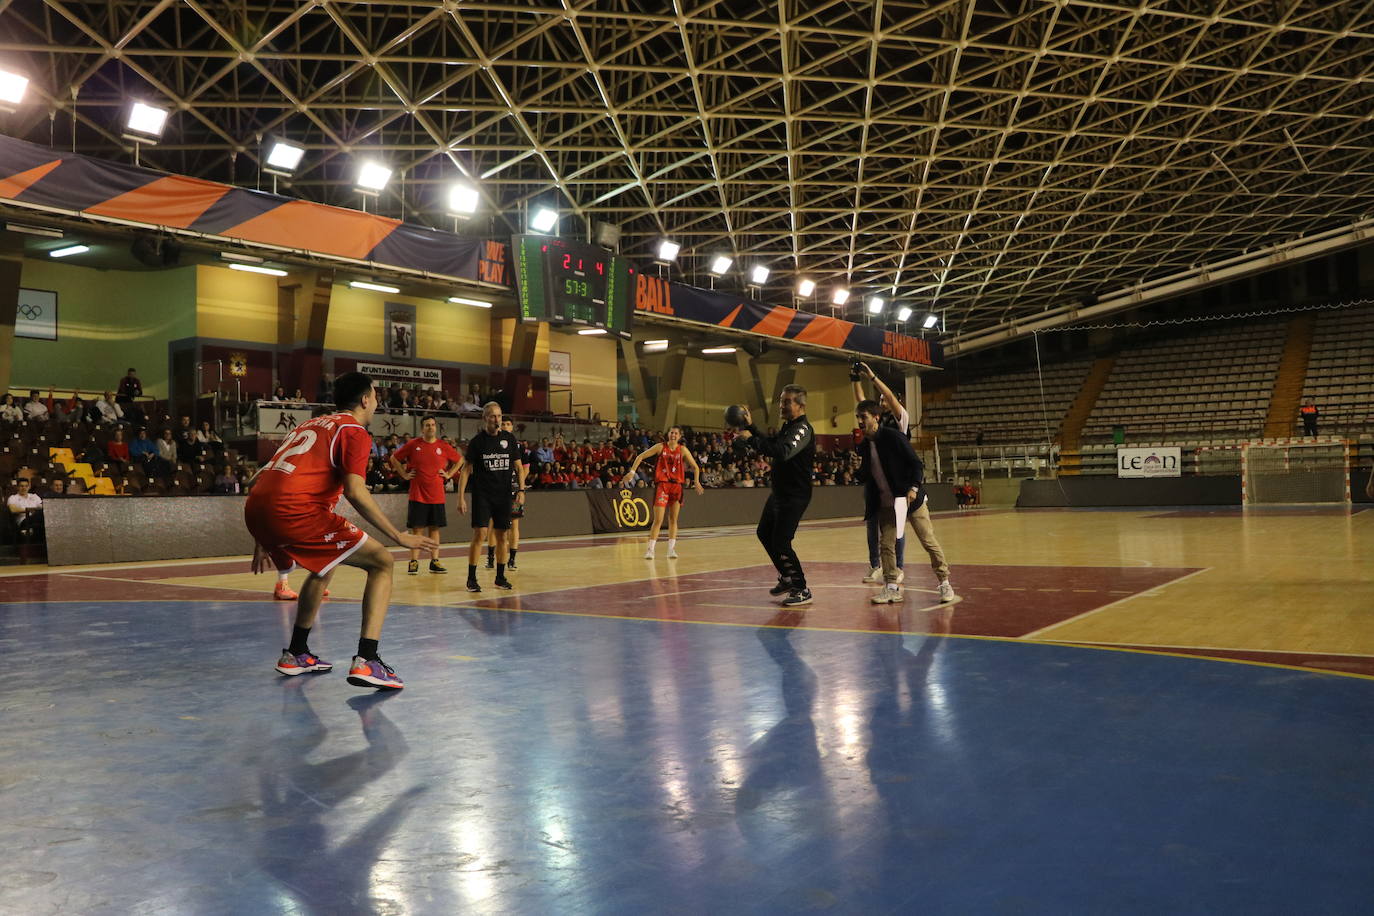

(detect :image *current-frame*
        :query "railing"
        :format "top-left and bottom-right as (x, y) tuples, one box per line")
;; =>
(242, 400), (615, 444)
(946, 443), (1056, 481)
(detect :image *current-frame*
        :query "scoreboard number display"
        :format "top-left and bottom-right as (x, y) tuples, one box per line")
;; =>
(511, 235), (635, 337)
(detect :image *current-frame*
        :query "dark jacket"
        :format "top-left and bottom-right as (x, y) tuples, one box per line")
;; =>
(742, 415), (814, 500)
(857, 425), (925, 520)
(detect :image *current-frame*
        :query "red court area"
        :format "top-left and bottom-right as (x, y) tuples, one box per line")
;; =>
(469, 562), (1200, 637)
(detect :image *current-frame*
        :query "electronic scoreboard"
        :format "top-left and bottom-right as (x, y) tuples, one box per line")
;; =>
(511, 235), (635, 338)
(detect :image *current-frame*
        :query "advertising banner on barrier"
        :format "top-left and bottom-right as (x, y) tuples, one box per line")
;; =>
(257, 406), (315, 436)
(1117, 446), (1182, 478)
(633, 273), (942, 367)
(586, 487), (654, 533)
(356, 360), (441, 389)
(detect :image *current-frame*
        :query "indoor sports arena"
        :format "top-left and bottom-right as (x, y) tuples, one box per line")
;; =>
(2, 3), (1373, 912)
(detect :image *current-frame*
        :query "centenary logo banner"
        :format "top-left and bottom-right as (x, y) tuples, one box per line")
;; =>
(586, 487), (653, 533)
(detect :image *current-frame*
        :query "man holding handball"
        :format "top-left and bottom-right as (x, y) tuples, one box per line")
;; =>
(623, 426), (705, 559)
(245, 372), (438, 690)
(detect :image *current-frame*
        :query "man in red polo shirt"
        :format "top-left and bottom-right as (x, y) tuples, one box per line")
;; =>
(390, 415), (463, 575)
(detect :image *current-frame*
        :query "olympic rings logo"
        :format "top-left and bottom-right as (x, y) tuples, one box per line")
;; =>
(18, 304), (43, 320)
(614, 488), (650, 527)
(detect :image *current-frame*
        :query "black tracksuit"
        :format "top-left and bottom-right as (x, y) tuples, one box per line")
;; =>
(741, 415), (815, 588)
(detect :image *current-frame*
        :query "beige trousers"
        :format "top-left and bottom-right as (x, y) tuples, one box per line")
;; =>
(877, 499), (949, 584)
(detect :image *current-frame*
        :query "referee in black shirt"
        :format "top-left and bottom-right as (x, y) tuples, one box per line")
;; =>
(732, 384), (816, 607)
(458, 402), (526, 592)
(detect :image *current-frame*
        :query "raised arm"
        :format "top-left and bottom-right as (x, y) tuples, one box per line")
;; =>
(622, 442), (663, 485)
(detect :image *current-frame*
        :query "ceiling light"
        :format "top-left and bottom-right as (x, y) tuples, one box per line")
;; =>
(866, 296), (885, 316)
(796, 278), (815, 297)
(355, 160), (392, 194)
(447, 183), (480, 216)
(125, 102), (169, 141)
(656, 239), (680, 262)
(0, 70), (29, 109)
(923, 313), (940, 329)
(749, 265), (770, 284)
(264, 140), (305, 175)
(642, 339), (669, 352)
(896, 306), (912, 322)
(448, 295), (492, 308)
(350, 280), (400, 294)
(577, 328), (607, 335)
(49, 244), (90, 258)
(832, 288), (850, 305)
(530, 207), (558, 233)
(228, 263), (288, 277)
(709, 255), (733, 276)
(5, 222), (63, 238)
(795, 357), (805, 364)
(701, 346), (737, 355)
(219, 251), (264, 264)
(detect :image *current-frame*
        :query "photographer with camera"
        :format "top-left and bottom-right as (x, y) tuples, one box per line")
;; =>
(851, 361), (909, 583)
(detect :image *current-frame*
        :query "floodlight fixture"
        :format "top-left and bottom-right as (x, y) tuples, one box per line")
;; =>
(866, 296), (885, 316)
(709, 255), (733, 276)
(796, 278), (815, 297)
(832, 288), (850, 306)
(0, 69), (29, 110)
(701, 346), (737, 355)
(895, 306), (912, 322)
(49, 244), (90, 258)
(355, 160), (393, 195)
(656, 239), (681, 263)
(642, 339), (669, 352)
(749, 265), (770, 285)
(530, 207), (558, 233)
(350, 280), (400, 294)
(264, 140), (305, 176)
(447, 182), (480, 216)
(795, 357), (805, 364)
(448, 295), (492, 308)
(229, 263), (288, 277)
(577, 328), (607, 335)
(124, 102), (169, 142)
(922, 313), (940, 329)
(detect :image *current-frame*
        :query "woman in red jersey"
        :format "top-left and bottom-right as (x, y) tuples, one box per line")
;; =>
(622, 427), (705, 559)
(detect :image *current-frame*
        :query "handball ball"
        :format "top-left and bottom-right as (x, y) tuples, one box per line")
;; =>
(724, 404), (748, 428)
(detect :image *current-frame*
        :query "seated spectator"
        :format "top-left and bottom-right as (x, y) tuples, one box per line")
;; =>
(536, 438), (555, 465)
(290, 389), (308, 405)
(212, 465), (241, 494)
(129, 427), (157, 466)
(106, 427), (131, 474)
(738, 472), (755, 488)
(461, 386), (483, 414)
(96, 391), (124, 426)
(173, 416), (197, 463)
(116, 368), (143, 405)
(47, 477), (68, 498)
(269, 385), (289, 403)
(24, 389), (49, 421)
(195, 421), (224, 458)
(370, 435), (389, 461)
(0, 393), (21, 422)
(365, 456), (389, 493)
(7, 477), (43, 542)
(157, 428), (179, 473)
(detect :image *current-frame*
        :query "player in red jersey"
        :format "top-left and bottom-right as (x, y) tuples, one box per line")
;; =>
(622, 426), (704, 559)
(390, 415), (462, 576)
(245, 372), (437, 690)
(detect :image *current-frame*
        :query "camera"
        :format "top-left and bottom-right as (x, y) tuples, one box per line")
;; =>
(849, 360), (864, 382)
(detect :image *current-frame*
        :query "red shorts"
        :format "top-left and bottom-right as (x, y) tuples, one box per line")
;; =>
(245, 502), (369, 575)
(654, 481), (684, 507)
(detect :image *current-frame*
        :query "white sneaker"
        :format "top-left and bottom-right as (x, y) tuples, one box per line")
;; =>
(666, 547), (678, 559)
(870, 584), (903, 604)
(643, 546), (655, 560)
(895, 568), (905, 584)
(862, 566), (882, 583)
(938, 580), (955, 603)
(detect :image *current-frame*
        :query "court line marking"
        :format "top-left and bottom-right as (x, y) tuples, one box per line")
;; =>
(1052, 638), (1374, 660)
(1018, 567), (1214, 639)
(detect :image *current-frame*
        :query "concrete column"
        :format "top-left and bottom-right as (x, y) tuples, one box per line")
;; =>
(652, 345), (687, 430)
(736, 351), (766, 417)
(283, 269), (333, 395)
(619, 338), (654, 423)
(0, 259), (21, 395)
(767, 362), (797, 425)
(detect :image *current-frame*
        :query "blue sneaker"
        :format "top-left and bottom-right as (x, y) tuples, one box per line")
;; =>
(275, 649), (333, 676)
(346, 656), (404, 690)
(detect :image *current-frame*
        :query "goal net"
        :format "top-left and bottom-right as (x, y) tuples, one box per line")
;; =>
(1242, 439), (1351, 504)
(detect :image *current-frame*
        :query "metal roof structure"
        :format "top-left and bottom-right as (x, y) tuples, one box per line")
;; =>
(3, 0), (1373, 351)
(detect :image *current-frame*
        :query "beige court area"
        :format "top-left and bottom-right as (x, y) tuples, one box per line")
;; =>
(101, 506), (1374, 675)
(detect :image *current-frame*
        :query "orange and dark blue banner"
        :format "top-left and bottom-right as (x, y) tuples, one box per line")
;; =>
(634, 274), (941, 366)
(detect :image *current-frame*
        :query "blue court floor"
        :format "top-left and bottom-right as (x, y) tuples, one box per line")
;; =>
(2, 595), (1372, 914)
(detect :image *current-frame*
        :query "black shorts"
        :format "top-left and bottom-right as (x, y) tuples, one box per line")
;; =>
(470, 490), (512, 531)
(407, 500), (447, 529)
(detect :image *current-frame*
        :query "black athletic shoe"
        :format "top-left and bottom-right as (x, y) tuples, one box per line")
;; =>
(780, 588), (813, 608)
(429, 560), (447, 574)
(407, 559), (419, 576)
(506, 560), (518, 570)
(485, 553), (495, 569)
(768, 578), (792, 596)
(493, 577), (514, 590)
(465, 580), (481, 593)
